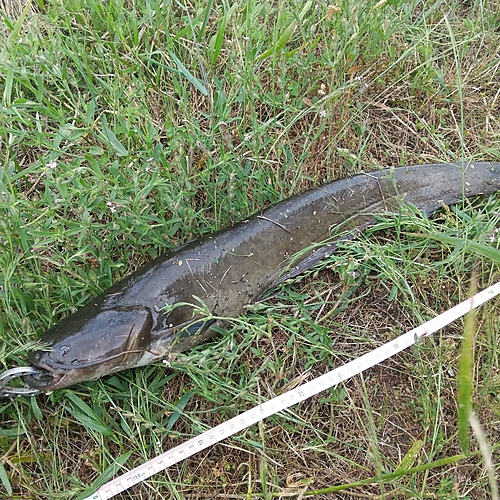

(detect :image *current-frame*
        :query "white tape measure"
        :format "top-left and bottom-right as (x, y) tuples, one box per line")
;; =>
(82, 281), (500, 500)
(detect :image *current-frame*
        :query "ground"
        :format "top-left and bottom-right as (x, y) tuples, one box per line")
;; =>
(0, 0), (500, 499)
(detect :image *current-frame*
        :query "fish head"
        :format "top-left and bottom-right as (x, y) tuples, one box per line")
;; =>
(26, 306), (154, 391)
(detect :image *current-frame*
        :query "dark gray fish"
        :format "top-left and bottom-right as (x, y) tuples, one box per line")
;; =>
(25, 162), (500, 392)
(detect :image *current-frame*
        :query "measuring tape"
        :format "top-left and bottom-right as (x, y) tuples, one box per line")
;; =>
(82, 281), (500, 500)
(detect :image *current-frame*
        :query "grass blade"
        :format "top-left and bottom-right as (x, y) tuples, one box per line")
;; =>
(210, 4), (238, 66)
(257, 21), (297, 61)
(406, 232), (500, 263)
(198, 0), (216, 41)
(258, 1), (313, 60)
(469, 413), (499, 499)
(65, 393), (114, 437)
(99, 126), (129, 157)
(165, 391), (193, 432)
(457, 279), (477, 453)
(166, 49), (208, 96)
(0, 462), (12, 496)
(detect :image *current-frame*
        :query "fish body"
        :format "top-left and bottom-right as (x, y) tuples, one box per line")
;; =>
(26, 162), (500, 391)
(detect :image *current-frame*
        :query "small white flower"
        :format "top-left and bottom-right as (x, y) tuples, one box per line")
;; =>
(244, 133), (252, 141)
(106, 201), (119, 213)
(46, 161), (57, 169)
(319, 110), (327, 118)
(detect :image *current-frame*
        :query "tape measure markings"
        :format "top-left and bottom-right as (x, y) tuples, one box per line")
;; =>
(83, 281), (500, 500)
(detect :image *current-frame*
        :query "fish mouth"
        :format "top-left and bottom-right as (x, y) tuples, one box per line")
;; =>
(24, 364), (66, 392)
(26, 350), (76, 391)
(26, 348), (147, 391)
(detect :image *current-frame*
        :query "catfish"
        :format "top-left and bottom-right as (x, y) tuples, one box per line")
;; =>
(24, 162), (500, 392)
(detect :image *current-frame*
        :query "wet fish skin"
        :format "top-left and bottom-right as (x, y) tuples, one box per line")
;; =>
(26, 162), (500, 391)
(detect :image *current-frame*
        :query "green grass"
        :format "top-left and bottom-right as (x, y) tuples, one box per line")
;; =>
(1, 0), (500, 498)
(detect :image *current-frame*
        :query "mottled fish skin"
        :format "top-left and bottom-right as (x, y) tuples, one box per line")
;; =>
(26, 162), (500, 391)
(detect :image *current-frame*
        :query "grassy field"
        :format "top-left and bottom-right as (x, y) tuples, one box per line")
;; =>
(1, 0), (500, 498)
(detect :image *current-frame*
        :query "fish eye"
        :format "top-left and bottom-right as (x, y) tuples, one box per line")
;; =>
(59, 345), (70, 358)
